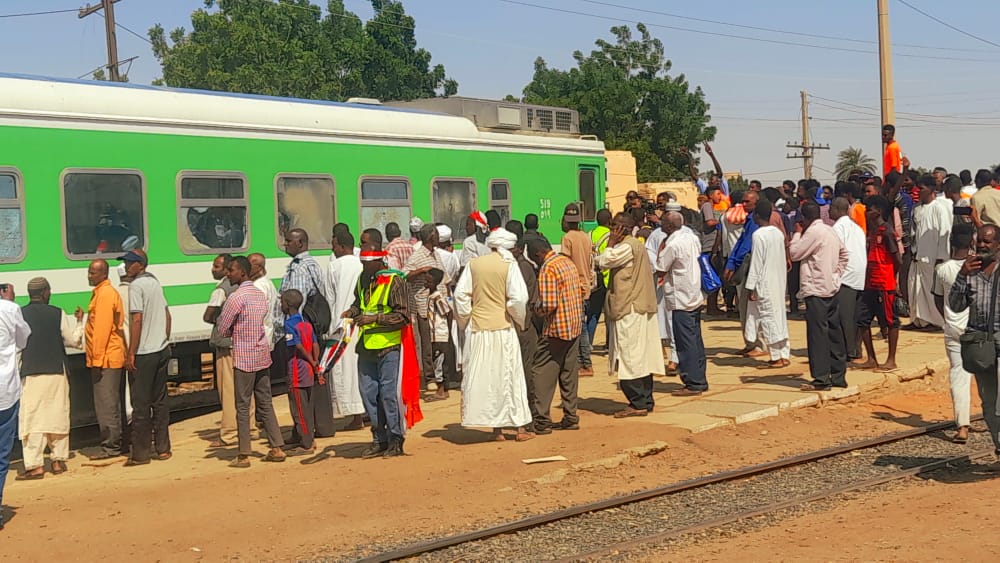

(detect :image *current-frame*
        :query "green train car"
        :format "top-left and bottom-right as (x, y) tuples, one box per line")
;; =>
(0, 73), (605, 426)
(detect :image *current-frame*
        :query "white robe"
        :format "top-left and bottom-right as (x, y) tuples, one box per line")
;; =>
(909, 199), (951, 328)
(458, 235), (490, 268)
(645, 228), (671, 342)
(324, 254), (365, 417)
(596, 241), (665, 380)
(454, 254), (532, 428)
(19, 314), (83, 439)
(744, 226), (789, 349)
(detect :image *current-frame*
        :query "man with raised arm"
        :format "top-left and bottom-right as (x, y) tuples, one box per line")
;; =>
(683, 142), (730, 197)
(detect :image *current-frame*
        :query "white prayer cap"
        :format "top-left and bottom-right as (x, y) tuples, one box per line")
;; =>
(664, 202), (682, 212)
(409, 216), (424, 232)
(116, 264), (127, 279)
(486, 227), (518, 251)
(436, 224), (452, 242)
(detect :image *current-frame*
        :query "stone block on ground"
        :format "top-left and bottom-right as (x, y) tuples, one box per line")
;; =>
(643, 411), (732, 433)
(701, 388), (819, 411)
(816, 385), (861, 403)
(668, 400), (780, 425)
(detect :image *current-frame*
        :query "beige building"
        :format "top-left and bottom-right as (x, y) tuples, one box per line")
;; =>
(605, 150), (637, 212)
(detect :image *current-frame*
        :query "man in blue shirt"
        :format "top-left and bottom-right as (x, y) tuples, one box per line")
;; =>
(683, 143), (730, 197)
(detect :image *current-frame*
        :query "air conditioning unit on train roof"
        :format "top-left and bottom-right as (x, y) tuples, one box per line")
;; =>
(384, 97), (580, 137)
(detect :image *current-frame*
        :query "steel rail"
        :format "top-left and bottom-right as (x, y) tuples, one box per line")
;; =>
(358, 416), (980, 562)
(559, 447), (994, 562)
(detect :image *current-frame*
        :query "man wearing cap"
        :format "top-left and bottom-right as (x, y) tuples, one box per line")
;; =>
(16, 277), (83, 479)
(324, 229), (366, 427)
(560, 203), (596, 377)
(460, 211), (490, 268)
(203, 254), (244, 448)
(455, 228), (533, 441)
(345, 243), (412, 458)
(386, 218), (421, 271)
(82, 259), (128, 460)
(0, 282), (30, 528)
(120, 249), (173, 466)
(403, 224), (449, 398)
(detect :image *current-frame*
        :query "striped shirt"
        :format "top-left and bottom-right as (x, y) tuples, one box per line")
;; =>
(217, 281), (272, 372)
(948, 269), (1000, 335)
(386, 237), (417, 272)
(276, 251), (326, 336)
(536, 251), (583, 341)
(403, 244), (446, 318)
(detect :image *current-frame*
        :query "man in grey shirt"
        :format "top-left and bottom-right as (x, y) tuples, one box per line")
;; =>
(120, 249), (172, 467)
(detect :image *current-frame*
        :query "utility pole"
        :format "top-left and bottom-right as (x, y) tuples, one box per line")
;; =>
(79, 0), (122, 81)
(877, 0), (895, 141)
(786, 90), (829, 180)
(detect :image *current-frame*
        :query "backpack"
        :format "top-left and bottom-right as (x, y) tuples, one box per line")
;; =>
(302, 270), (332, 338)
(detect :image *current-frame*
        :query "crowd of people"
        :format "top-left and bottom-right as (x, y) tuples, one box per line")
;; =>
(5, 123), (1000, 530)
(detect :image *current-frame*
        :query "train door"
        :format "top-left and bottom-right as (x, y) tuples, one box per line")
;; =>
(578, 166), (599, 222)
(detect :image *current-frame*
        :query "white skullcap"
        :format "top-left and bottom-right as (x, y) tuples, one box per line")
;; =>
(436, 224), (452, 242)
(116, 264), (127, 278)
(409, 216), (424, 232)
(664, 202), (682, 212)
(486, 227), (518, 250)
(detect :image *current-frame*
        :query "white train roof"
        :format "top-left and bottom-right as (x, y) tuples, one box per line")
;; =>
(0, 73), (605, 156)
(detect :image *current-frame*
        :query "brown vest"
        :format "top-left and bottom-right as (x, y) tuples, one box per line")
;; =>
(606, 236), (657, 321)
(469, 252), (512, 331)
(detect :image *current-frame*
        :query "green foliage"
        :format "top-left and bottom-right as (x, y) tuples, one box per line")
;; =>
(148, 0), (456, 101)
(519, 24), (715, 183)
(834, 146), (877, 180)
(727, 175), (749, 193)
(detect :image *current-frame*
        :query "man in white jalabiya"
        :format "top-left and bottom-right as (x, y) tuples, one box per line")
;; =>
(596, 212), (664, 417)
(324, 229), (366, 429)
(744, 200), (791, 368)
(454, 227), (534, 442)
(908, 173), (950, 329)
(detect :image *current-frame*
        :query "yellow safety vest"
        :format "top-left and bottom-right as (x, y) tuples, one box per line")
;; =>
(357, 273), (402, 350)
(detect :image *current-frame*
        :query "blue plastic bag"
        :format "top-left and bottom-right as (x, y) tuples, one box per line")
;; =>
(698, 253), (722, 294)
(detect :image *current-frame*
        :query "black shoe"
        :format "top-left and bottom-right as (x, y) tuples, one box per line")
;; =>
(361, 443), (387, 459)
(383, 439), (405, 458)
(533, 425), (553, 435)
(553, 419), (580, 431)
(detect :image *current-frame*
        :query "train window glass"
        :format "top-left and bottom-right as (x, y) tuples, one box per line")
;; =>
(360, 178), (411, 237)
(63, 171), (145, 259)
(432, 179), (477, 241)
(276, 175), (336, 249)
(578, 168), (597, 221)
(177, 173), (248, 255)
(489, 180), (511, 227)
(0, 171), (24, 262)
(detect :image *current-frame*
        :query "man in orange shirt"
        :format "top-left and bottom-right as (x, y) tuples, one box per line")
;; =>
(81, 259), (127, 460)
(882, 124), (902, 177)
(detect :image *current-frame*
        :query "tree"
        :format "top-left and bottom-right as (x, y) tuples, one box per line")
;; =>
(519, 24), (715, 182)
(834, 146), (877, 181)
(148, 0), (456, 101)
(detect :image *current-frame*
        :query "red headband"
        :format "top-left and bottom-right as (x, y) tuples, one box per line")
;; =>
(359, 250), (387, 262)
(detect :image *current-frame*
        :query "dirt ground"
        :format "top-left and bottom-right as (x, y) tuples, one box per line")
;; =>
(1, 371), (974, 562)
(667, 471), (1000, 561)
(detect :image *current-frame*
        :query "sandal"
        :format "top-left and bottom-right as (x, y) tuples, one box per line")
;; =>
(800, 383), (831, 391)
(262, 451), (286, 462)
(757, 359), (790, 370)
(51, 460), (67, 475)
(515, 432), (536, 442)
(155, 452), (172, 461)
(229, 456), (251, 469)
(15, 470), (44, 481)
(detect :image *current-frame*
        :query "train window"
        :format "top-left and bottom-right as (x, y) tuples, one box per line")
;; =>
(432, 178), (477, 241)
(578, 168), (597, 221)
(0, 170), (25, 263)
(62, 170), (145, 259)
(177, 173), (249, 255)
(276, 175), (336, 249)
(489, 179), (511, 227)
(360, 177), (411, 238)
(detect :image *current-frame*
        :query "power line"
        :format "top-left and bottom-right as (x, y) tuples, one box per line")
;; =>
(497, 0), (996, 63)
(0, 8), (78, 18)
(896, 0), (1000, 50)
(575, 0), (994, 54)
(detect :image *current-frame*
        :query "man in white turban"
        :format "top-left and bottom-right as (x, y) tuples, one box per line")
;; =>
(454, 228), (534, 441)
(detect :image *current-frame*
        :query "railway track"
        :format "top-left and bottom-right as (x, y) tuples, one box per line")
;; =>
(355, 416), (992, 562)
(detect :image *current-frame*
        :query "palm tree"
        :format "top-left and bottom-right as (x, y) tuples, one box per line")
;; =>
(834, 146), (878, 181)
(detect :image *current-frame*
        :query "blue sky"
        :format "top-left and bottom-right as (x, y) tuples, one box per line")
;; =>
(2, 0), (998, 184)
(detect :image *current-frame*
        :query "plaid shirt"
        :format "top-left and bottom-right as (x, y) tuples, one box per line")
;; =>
(403, 244), (447, 318)
(386, 237), (417, 272)
(536, 251), (583, 341)
(276, 251), (326, 336)
(949, 269), (1000, 335)
(217, 281), (272, 372)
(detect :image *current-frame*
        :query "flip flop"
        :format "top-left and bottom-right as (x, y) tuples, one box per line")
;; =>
(15, 471), (44, 481)
(876, 367), (901, 374)
(262, 452), (287, 462)
(800, 383), (831, 391)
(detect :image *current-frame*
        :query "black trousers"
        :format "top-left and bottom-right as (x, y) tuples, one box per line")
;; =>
(836, 285), (860, 359)
(129, 348), (171, 462)
(92, 367), (126, 456)
(788, 261), (802, 312)
(287, 386), (316, 450)
(620, 375), (654, 411)
(672, 310), (708, 391)
(311, 377), (336, 437)
(533, 336), (580, 429)
(416, 316), (434, 385)
(804, 295), (848, 388)
(517, 324), (540, 420)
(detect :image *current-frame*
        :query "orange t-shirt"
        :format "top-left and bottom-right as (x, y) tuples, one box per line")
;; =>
(849, 202), (867, 235)
(713, 199), (731, 213)
(883, 141), (901, 176)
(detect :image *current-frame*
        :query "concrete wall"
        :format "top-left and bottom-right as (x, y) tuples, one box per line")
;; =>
(605, 150), (637, 212)
(638, 181), (700, 211)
